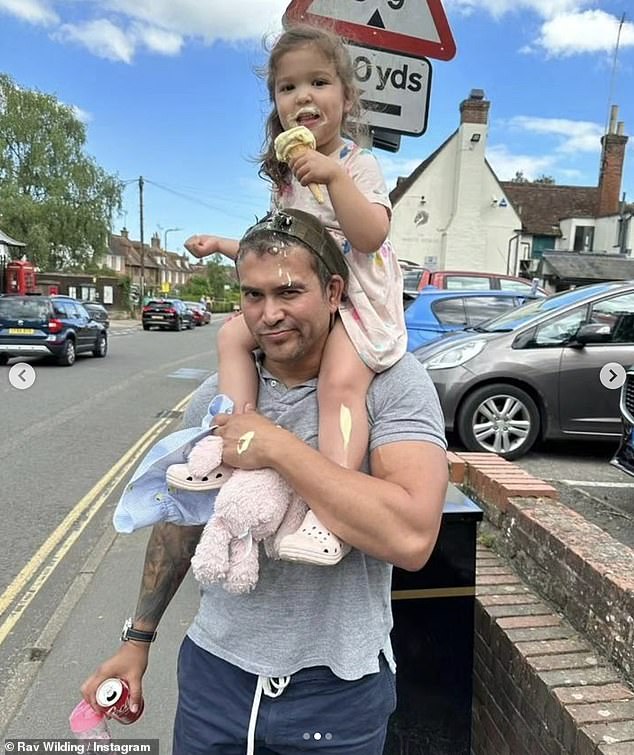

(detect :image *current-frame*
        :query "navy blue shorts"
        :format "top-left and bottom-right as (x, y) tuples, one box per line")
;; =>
(173, 635), (397, 754)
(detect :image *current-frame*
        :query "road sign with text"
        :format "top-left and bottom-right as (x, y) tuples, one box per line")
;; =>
(284, 0), (456, 60)
(348, 43), (431, 135)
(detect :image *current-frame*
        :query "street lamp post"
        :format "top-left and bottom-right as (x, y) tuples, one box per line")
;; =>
(164, 227), (182, 252)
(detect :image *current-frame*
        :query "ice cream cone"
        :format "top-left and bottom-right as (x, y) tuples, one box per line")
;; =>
(274, 126), (325, 204)
(286, 146), (324, 203)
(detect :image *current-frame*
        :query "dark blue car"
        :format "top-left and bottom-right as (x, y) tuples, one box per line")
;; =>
(405, 288), (544, 351)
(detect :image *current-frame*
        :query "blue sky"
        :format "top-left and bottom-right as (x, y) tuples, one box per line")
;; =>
(0, 0), (632, 257)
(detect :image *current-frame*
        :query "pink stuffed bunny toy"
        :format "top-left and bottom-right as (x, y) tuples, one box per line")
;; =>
(167, 434), (307, 594)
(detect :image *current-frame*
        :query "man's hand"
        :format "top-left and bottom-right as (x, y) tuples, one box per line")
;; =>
(81, 642), (149, 715)
(214, 407), (286, 470)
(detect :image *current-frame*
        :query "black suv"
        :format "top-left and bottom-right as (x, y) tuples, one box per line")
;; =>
(0, 295), (108, 366)
(142, 299), (194, 331)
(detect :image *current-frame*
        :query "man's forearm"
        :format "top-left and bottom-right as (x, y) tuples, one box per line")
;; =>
(269, 431), (447, 570)
(133, 523), (203, 631)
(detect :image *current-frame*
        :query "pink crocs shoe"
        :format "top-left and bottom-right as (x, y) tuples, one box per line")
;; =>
(166, 435), (233, 491)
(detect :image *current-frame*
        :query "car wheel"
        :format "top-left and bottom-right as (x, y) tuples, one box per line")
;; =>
(0, 354), (9, 366)
(93, 333), (108, 358)
(188, 318), (195, 330)
(143, 324), (150, 331)
(58, 339), (76, 367)
(457, 383), (540, 460)
(173, 317), (181, 332)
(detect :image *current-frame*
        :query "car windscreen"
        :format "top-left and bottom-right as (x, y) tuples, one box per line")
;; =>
(401, 268), (423, 292)
(0, 297), (50, 320)
(478, 283), (626, 332)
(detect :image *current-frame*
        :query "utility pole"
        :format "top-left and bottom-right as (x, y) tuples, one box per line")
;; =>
(139, 175), (145, 304)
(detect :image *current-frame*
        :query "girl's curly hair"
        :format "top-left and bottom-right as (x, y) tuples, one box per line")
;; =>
(257, 24), (363, 191)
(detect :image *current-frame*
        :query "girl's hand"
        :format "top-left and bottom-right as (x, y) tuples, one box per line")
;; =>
(184, 234), (219, 258)
(290, 150), (343, 189)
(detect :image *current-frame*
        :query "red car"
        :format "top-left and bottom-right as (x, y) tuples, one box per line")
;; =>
(184, 302), (211, 326)
(400, 264), (543, 299)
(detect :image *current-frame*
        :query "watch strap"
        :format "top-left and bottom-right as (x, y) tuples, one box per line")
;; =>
(121, 617), (157, 643)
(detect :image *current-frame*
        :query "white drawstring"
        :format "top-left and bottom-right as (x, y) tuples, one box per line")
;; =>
(246, 675), (291, 754)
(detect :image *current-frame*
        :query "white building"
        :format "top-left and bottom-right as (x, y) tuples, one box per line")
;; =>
(390, 90), (632, 281)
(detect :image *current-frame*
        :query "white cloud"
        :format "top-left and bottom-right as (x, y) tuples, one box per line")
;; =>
(104, 0), (287, 42)
(486, 144), (555, 181)
(55, 19), (135, 63)
(2, 1), (288, 62)
(133, 23), (183, 56)
(0, 0), (57, 25)
(508, 116), (603, 153)
(531, 10), (634, 57)
(445, 0), (591, 21)
(70, 105), (91, 123)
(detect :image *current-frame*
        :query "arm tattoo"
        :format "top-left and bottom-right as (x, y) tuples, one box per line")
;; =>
(135, 522), (203, 626)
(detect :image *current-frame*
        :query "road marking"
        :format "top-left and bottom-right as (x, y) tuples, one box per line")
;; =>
(0, 391), (196, 647)
(560, 480), (634, 488)
(168, 368), (210, 380)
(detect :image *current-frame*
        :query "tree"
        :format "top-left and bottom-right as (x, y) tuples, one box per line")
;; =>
(0, 74), (122, 271)
(179, 254), (239, 305)
(533, 174), (556, 185)
(510, 170), (529, 183)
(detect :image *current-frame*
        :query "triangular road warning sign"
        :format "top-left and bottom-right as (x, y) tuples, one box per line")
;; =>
(284, 0), (456, 61)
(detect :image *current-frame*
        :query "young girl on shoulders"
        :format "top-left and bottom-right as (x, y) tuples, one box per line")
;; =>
(186, 24), (406, 566)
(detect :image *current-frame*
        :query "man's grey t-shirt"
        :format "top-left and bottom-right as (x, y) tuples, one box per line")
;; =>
(183, 353), (446, 681)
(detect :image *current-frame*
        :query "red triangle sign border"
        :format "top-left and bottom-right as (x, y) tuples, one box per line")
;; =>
(284, 0), (456, 61)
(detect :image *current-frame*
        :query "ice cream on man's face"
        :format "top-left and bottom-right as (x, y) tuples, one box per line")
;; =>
(274, 126), (325, 204)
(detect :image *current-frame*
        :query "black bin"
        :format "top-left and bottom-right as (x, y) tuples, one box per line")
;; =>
(385, 483), (483, 754)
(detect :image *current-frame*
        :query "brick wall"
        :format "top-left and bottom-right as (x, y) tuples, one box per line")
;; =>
(446, 451), (634, 753)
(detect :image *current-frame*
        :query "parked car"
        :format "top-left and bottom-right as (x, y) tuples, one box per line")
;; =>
(413, 281), (634, 459)
(610, 365), (634, 477)
(400, 264), (544, 299)
(405, 288), (545, 351)
(184, 301), (211, 326)
(80, 300), (110, 329)
(142, 299), (194, 331)
(0, 294), (108, 366)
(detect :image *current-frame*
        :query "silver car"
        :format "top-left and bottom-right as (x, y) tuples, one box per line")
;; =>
(414, 281), (634, 459)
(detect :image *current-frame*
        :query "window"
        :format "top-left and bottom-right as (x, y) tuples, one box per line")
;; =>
(573, 225), (594, 252)
(533, 307), (587, 346)
(68, 286), (77, 299)
(464, 297), (517, 325)
(53, 300), (72, 318)
(432, 298), (467, 326)
(444, 276), (490, 291)
(588, 293), (634, 344)
(402, 268), (424, 292)
(0, 298), (49, 319)
(498, 278), (534, 293)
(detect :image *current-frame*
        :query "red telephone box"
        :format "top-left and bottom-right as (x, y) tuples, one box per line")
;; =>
(4, 260), (37, 294)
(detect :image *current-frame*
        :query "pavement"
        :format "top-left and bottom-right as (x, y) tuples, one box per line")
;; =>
(1, 318), (214, 749)
(3, 520), (198, 748)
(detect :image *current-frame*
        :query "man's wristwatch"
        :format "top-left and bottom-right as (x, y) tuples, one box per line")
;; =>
(120, 617), (157, 643)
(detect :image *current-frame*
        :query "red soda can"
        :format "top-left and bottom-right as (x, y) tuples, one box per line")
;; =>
(96, 677), (144, 724)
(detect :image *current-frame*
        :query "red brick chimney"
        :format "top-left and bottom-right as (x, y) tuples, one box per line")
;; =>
(460, 89), (490, 125)
(597, 105), (628, 217)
